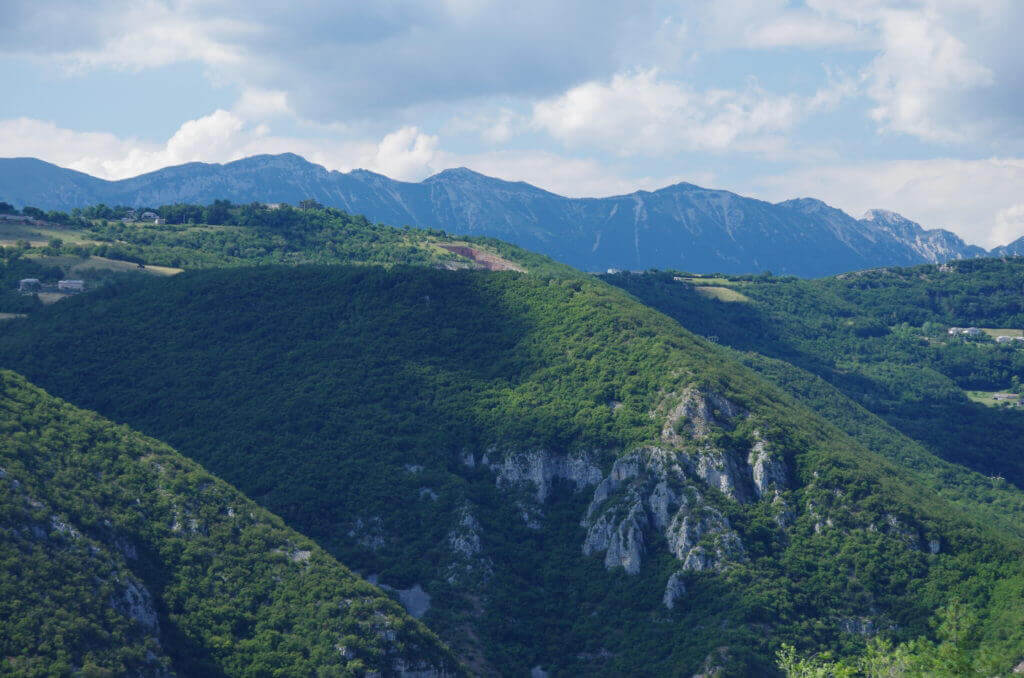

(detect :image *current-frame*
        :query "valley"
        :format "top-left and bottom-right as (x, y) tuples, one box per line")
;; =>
(0, 201), (1021, 675)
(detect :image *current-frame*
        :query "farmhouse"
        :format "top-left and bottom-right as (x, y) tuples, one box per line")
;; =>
(57, 279), (85, 293)
(18, 278), (41, 293)
(948, 327), (983, 337)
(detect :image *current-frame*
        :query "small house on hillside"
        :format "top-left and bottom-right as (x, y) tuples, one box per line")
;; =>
(140, 211), (160, 222)
(57, 279), (85, 293)
(18, 278), (41, 293)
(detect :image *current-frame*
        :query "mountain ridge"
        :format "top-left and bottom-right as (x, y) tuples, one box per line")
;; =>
(0, 154), (1015, 276)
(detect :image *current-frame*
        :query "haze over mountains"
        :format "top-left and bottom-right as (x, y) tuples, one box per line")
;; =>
(1, 153), (1021, 277)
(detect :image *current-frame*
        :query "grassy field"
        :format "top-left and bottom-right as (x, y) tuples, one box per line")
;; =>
(0, 222), (98, 247)
(29, 255), (183, 277)
(693, 285), (752, 303)
(37, 292), (68, 305)
(71, 256), (183, 276)
(670, 276), (752, 302)
(673, 275), (746, 287)
(980, 328), (1024, 338)
(966, 389), (1023, 408)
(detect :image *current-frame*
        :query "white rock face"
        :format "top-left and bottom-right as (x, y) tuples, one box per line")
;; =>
(449, 508), (483, 559)
(663, 572), (686, 609)
(666, 503), (744, 572)
(661, 388), (745, 443)
(695, 447), (748, 502)
(581, 447), (746, 576)
(445, 505), (492, 584)
(110, 577), (160, 632)
(748, 438), (788, 499)
(490, 449), (603, 502)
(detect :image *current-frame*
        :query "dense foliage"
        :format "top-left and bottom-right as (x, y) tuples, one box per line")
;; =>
(2, 265), (1023, 675)
(604, 261), (1024, 488)
(0, 371), (461, 677)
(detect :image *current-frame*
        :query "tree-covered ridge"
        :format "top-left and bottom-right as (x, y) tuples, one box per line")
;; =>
(2, 265), (1023, 675)
(0, 200), (568, 278)
(0, 370), (462, 678)
(604, 260), (1024, 489)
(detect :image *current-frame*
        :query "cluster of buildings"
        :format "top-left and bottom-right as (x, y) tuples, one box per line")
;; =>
(17, 278), (85, 294)
(947, 327), (1024, 343)
(992, 393), (1023, 406)
(948, 327), (984, 337)
(122, 209), (165, 225)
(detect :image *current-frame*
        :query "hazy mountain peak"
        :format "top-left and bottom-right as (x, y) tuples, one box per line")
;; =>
(862, 208), (916, 226)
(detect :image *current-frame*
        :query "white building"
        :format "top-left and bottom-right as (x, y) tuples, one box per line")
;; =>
(58, 279), (85, 293)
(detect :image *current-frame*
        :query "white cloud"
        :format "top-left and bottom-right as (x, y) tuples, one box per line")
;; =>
(696, 0), (868, 49)
(865, 7), (994, 142)
(55, 2), (252, 72)
(372, 127), (441, 181)
(744, 14), (863, 48)
(532, 69), (850, 156)
(0, 108), (710, 201)
(0, 111), (444, 183)
(755, 156), (1024, 247)
(0, 118), (149, 172)
(993, 204), (1024, 247)
(233, 89), (292, 119)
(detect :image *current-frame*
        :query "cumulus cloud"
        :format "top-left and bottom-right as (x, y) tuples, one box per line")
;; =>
(531, 69), (850, 156)
(0, 110), (445, 183)
(696, 0), (868, 49)
(865, 8), (994, 142)
(0, 0), (643, 121)
(756, 157), (1024, 247)
(0, 107), (703, 199)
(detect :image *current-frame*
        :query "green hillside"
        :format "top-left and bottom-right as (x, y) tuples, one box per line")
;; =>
(605, 261), (1024, 489)
(2, 265), (1022, 675)
(0, 370), (461, 677)
(0, 202), (575, 314)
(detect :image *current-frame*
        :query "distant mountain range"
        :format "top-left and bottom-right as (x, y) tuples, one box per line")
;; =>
(2, 153), (1020, 276)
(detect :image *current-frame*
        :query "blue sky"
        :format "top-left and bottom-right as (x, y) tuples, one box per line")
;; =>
(1, 0), (1022, 246)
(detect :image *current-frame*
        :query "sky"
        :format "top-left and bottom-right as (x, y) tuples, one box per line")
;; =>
(1, 0), (1022, 247)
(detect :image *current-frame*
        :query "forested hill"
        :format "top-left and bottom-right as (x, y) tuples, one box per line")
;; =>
(2, 264), (1023, 675)
(0, 370), (462, 677)
(603, 259), (1024, 491)
(0, 154), (1001, 276)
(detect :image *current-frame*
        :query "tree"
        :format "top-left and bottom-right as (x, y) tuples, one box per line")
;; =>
(204, 200), (233, 225)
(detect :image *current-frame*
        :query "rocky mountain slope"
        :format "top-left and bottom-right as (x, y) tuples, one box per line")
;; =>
(2, 264), (1022, 675)
(0, 370), (462, 677)
(0, 154), (1002, 276)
